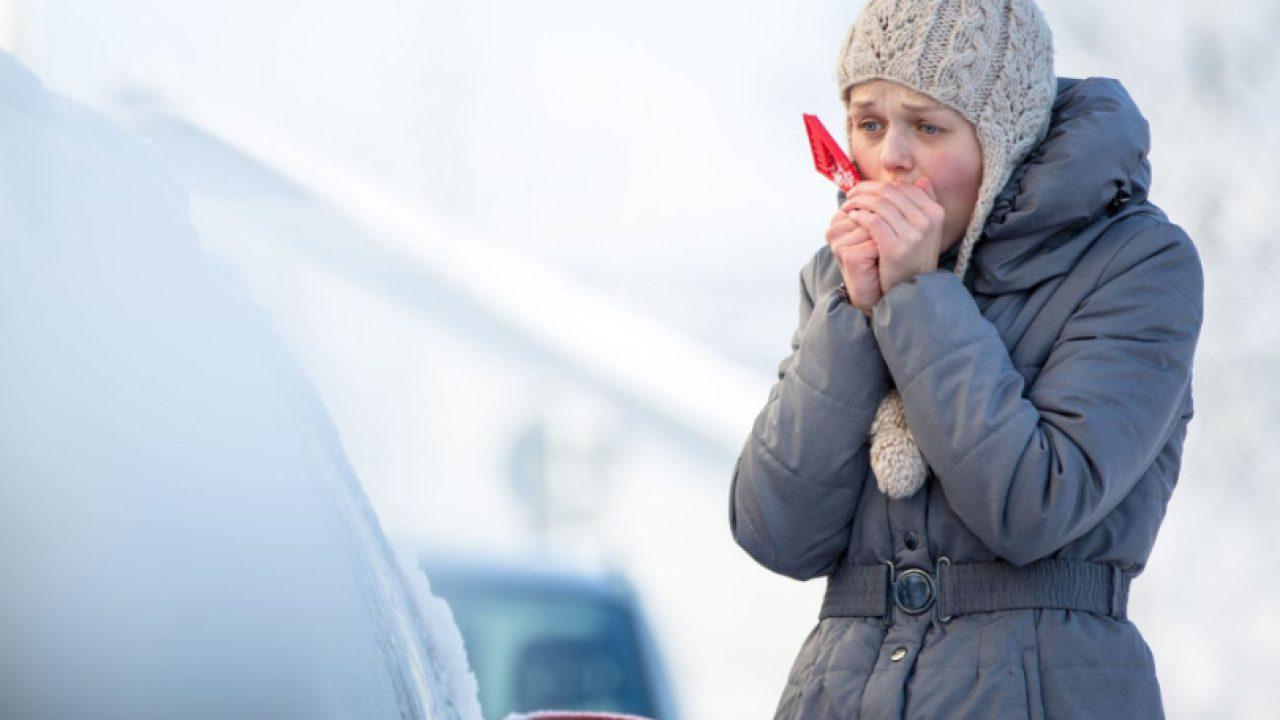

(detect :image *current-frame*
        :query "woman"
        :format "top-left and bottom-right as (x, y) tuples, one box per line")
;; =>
(728, 1), (1204, 718)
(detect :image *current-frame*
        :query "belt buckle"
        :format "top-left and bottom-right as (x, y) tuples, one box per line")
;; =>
(883, 557), (952, 626)
(893, 567), (935, 615)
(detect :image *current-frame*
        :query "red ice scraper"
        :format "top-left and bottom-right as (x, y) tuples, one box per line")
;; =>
(803, 113), (861, 193)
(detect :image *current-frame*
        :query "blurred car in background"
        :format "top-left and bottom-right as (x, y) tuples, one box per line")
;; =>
(509, 707), (655, 712)
(420, 554), (679, 720)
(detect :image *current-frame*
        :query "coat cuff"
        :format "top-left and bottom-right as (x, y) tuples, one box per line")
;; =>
(791, 286), (891, 405)
(870, 270), (994, 392)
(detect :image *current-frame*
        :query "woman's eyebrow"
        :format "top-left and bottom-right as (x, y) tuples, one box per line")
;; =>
(849, 98), (941, 113)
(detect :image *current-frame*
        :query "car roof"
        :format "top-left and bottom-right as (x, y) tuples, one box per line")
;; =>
(417, 550), (639, 605)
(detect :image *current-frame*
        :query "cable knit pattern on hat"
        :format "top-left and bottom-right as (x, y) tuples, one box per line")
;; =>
(835, 0), (1056, 499)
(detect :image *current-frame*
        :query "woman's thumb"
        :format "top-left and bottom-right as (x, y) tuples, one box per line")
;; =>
(915, 176), (938, 200)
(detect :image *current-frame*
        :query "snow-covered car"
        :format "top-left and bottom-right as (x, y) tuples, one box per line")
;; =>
(0, 50), (669, 720)
(0, 50), (484, 720)
(422, 555), (678, 720)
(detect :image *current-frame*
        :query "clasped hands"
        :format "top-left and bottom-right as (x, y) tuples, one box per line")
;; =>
(824, 177), (946, 318)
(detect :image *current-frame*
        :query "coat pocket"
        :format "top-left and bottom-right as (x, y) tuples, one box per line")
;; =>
(1020, 646), (1046, 720)
(978, 614), (1038, 719)
(1008, 611), (1047, 720)
(905, 613), (1033, 719)
(965, 611), (1045, 720)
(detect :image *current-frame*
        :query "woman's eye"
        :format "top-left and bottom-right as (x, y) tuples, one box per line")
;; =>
(919, 123), (941, 135)
(858, 120), (882, 132)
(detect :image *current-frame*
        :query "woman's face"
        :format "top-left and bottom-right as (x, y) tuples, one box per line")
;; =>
(845, 79), (984, 254)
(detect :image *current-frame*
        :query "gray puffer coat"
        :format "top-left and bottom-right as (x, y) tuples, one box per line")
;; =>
(730, 77), (1204, 719)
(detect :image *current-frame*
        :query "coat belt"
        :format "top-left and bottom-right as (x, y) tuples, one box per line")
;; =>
(819, 557), (1131, 624)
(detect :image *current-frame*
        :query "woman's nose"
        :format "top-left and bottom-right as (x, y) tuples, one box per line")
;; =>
(880, 131), (914, 173)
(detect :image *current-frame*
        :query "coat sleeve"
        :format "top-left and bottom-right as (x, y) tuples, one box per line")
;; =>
(870, 220), (1204, 566)
(729, 251), (892, 580)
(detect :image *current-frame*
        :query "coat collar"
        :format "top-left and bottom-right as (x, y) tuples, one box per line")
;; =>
(967, 77), (1154, 294)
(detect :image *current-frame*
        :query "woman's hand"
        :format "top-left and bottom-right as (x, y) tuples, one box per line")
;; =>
(844, 178), (947, 296)
(825, 206), (883, 318)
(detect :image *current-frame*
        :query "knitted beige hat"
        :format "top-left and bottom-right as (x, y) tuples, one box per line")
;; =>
(836, 0), (1057, 500)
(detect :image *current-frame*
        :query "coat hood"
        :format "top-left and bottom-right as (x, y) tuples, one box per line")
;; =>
(941, 77), (1154, 294)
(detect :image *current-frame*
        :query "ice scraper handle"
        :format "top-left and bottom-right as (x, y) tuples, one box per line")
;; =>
(803, 113), (862, 195)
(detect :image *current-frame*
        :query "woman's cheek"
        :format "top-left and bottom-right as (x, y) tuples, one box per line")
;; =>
(928, 157), (982, 218)
(925, 153), (976, 195)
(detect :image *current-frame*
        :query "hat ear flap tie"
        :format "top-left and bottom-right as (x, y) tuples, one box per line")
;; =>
(870, 389), (929, 500)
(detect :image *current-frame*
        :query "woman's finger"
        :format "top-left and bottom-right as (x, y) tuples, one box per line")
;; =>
(834, 223), (871, 243)
(915, 175), (939, 202)
(875, 183), (932, 230)
(850, 181), (942, 228)
(848, 188), (914, 241)
(840, 241), (883, 310)
(892, 182), (945, 225)
(849, 208), (899, 255)
(844, 233), (879, 263)
(828, 219), (871, 247)
(830, 226), (872, 253)
(826, 214), (856, 245)
(832, 228), (875, 273)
